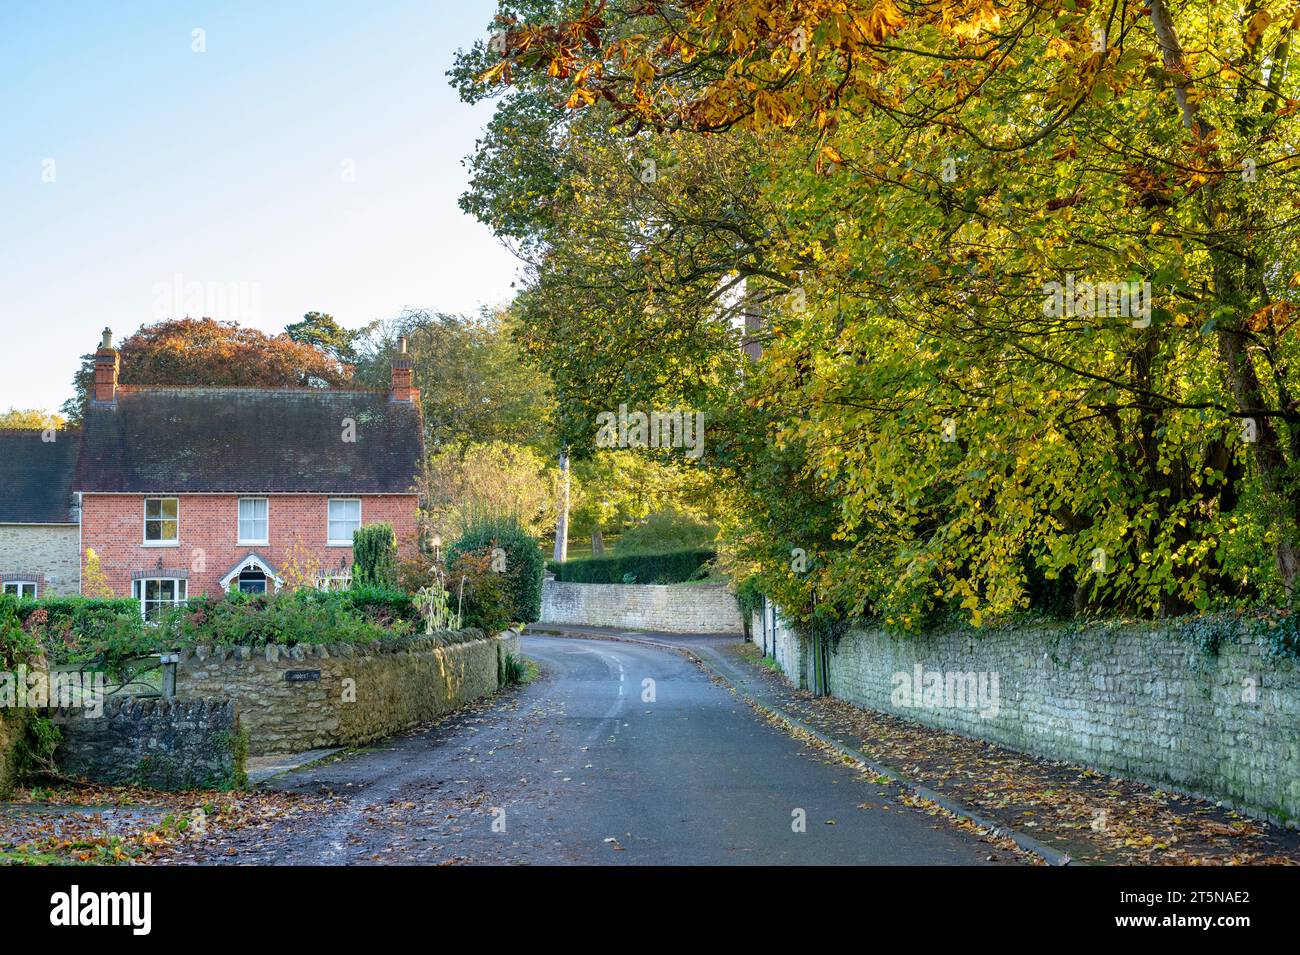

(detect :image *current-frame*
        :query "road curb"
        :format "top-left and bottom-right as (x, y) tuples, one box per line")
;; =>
(525, 624), (1075, 867)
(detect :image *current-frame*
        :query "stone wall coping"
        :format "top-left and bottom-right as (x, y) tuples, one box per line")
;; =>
(841, 618), (1298, 666)
(174, 628), (515, 665)
(49, 697), (238, 721)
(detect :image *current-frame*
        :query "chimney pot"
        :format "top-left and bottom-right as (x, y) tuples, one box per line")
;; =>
(399, 336), (408, 355)
(101, 327), (113, 349)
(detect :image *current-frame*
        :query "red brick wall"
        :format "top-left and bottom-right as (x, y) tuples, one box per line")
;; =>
(80, 494), (419, 598)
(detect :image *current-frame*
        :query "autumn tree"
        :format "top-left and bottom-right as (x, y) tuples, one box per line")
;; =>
(467, 1), (1300, 625)
(422, 440), (562, 544)
(62, 318), (354, 421)
(353, 308), (556, 451)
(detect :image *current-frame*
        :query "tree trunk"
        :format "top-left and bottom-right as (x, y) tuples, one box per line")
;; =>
(1217, 311), (1300, 591)
(1149, 0), (1300, 592)
(553, 449), (570, 563)
(591, 527), (604, 556)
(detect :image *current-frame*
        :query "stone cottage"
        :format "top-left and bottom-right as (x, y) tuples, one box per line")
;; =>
(0, 429), (82, 597)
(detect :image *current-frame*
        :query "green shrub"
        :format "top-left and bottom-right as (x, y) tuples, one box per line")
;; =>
(329, 585), (415, 623)
(9, 588), (438, 669)
(500, 653), (526, 686)
(159, 589), (414, 649)
(448, 515), (545, 624)
(735, 576), (764, 638)
(549, 548), (715, 585)
(0, 597), (42, 669)
(9, 595), (150, 672)
(446, 550), (514, 632)
(353, 523), (398, 589)
(616, 507), (717, 554)
(16, 717), (61, 780)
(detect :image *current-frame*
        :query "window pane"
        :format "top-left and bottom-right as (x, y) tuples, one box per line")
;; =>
(328, 500), (360, 541)
(145, 499), (179, 541)
(239, 499), (268, 540)
(329, 499), (357, 521)
(146, 498), (177, 519)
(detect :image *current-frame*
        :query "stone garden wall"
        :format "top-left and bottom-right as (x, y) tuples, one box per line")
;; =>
(51, 698), (244, 790)
(176, 629), (522, 756)
(764, 618), (1300, 825)
(541, 581), (742, 634)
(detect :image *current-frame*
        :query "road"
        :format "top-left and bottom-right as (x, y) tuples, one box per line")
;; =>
(202, 635), (1016, 865)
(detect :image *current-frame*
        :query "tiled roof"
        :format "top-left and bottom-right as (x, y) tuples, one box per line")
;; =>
(0, 430), (80, 523)
(77, 388), (424, 494)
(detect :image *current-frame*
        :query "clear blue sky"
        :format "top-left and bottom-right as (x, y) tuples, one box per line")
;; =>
(0, 0), (519, 414)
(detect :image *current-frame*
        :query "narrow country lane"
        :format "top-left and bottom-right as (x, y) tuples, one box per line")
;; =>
(187, 636), (1020, 865)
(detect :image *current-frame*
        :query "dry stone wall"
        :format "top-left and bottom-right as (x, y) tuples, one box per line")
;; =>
(51, 698), (244, 790)
(176, 629), (522, 755)
(761, 616), (1300, 825)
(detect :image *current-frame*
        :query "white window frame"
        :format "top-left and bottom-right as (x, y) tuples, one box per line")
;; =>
(131, 577), (188, 621)
(238, 497), (269, 545)
(327, 498), (362, 547)
(143, 497), (180, 546)
(2, 581), (38, 599)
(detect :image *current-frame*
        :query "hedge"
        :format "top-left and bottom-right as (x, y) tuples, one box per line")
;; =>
(447, 516), (546, 624)
(3, 595), (147, 669)
(158, 588), (416, 649)
(3, 589), (423, 672)
(548, 548), (715, 585)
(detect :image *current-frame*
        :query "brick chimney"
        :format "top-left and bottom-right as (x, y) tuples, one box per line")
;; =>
(391, 336), (418, 403)
(93, 327), (120, 404)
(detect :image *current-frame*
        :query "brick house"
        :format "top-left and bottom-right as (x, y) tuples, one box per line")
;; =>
(74, 330), (424, 618)
(0, 429), (82, 597)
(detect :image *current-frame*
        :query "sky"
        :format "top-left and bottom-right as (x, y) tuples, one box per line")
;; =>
(0, 0), (520, 414)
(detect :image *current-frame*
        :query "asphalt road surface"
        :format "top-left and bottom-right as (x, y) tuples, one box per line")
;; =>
(218, 635), (1015, 865)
